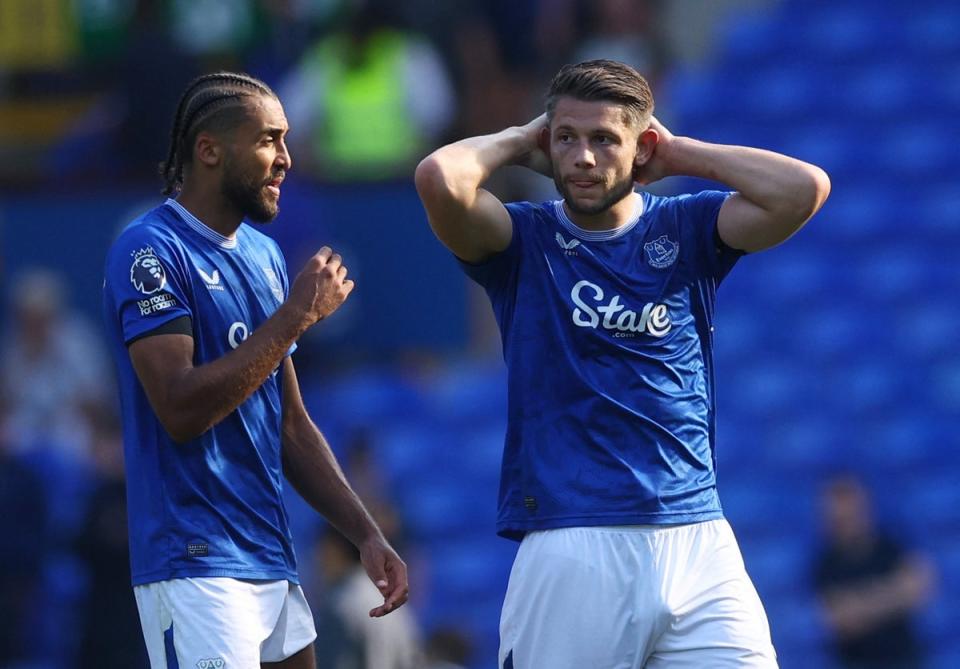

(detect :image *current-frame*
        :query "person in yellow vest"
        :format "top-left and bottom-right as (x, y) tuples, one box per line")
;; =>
(280, 2), (454, 181)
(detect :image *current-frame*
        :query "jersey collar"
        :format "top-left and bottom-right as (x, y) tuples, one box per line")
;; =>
(554, 193), (645, 242)
(165, 198), (238, 249)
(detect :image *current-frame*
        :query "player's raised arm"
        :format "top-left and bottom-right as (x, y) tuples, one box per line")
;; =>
(129, 247), (353, 443)
(635, 117), (831, 253)
(415, 115), (551, 263)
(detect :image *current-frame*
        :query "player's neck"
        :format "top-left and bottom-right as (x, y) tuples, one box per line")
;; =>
(175, 186), (242, 239)
(562, 191), (641, 233)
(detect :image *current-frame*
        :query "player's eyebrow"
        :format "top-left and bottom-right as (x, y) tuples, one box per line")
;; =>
(553, 123), (618, 136)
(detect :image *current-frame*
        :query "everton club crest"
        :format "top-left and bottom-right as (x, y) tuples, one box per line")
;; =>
(643, 235), (679, 269)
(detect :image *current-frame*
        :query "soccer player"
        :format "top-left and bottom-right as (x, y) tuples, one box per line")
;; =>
(102, 72), (408, 669)
(415, 59), (830, 668)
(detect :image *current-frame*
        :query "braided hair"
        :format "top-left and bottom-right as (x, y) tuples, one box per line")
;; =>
(159, 72), (276, 195)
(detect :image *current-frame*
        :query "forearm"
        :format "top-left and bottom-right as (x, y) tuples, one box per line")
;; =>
(665, 137), (829, 220)
(165, 304), (311, 440)
(418, 126), (535, 202)
(824, 563), (931, 636)
(865, 560), (933, 617)
(282, 418), (382, 546)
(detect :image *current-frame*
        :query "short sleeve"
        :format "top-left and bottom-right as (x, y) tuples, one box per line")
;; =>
(676, 190), (742, 283)
(105, 224), (193, 345)
(456, 202), (530, 299)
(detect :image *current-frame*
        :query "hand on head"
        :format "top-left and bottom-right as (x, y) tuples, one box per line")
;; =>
(519, 114), (553, 179)
(632, 116), (672, 186)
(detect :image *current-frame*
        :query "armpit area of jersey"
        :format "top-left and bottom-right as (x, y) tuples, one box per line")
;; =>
(126, 315), (192, 346)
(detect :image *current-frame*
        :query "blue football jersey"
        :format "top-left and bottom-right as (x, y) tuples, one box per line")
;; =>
(460, 191), (740, 539)
(102, 199), (298, 585)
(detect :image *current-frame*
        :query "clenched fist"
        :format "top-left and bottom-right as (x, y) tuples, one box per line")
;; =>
(288, 247), (355, 325)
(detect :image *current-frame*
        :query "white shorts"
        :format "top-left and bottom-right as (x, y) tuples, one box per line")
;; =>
(134, 577), (317, 669)
(499, 520), (778, 669)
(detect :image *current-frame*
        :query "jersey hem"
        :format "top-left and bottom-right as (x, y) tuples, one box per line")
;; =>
(132, 566), (299, 587)
(496, 509), (725, 541)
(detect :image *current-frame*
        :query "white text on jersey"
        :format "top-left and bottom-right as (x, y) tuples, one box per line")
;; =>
(570, 280), (671, 338)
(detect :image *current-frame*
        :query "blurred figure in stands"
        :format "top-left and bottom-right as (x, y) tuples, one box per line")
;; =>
(0, 408), (48, 665)
(0, 268), (111, 459)
(813, 475), (935, 669)
(73, 411), (149, 668)
(423, 626), (473, 669)
(568, 0), (664, 84)
(313, 530), (422, 669)
(280, 0), (454, 181)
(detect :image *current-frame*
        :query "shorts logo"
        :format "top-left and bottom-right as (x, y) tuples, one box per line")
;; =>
(186, 542), (208, 557)
(643, 235), (679, 269)
(197, 659), (224, 669)
(130, 247), (167, 294)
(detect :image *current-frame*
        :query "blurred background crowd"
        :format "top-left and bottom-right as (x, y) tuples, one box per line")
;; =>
(1, 0), (958, 667)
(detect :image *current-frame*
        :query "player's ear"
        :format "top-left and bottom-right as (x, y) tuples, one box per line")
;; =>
(634, 126), (659, 168)
(194, 132), (222, 168)
(538, 125), (551, 155)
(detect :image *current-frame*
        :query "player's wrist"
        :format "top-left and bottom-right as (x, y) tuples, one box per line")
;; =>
(502, 125), (537, 164)
(274, 300), (314, 336)
(660, 136), (707, 178)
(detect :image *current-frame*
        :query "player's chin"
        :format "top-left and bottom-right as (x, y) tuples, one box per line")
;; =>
(247, 198), (279, 224)
(568, 194), (609, 215)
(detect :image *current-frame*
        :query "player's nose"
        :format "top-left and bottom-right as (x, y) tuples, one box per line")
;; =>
(574, 145), (596, 169)
(277, 140), (292, 171)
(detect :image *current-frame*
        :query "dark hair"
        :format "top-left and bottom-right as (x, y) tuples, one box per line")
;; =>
(546, 59), (654, 128)
(159, 72), (276, 195)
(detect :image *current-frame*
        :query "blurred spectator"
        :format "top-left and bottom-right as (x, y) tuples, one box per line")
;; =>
(72, 411), (148, 668)
(568, 0), (664, 85)
(0, 268), (111, 459)
(313, 529), (422, 669)
(114, 0), (201, 182)
(168, 0), (258, 65)
(74, 0), (137, 65)
(246, 0), (347, 83)
(0, 409), (48, 665)
(280, 0), (454, 181)
(813, 476), (935, 669)
(448, 6), (533, 139)
(423, 626), (474, 669)
(343, 427), (406, 545)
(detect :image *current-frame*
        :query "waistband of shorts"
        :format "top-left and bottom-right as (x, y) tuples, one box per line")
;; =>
(535, 519), (729, 535)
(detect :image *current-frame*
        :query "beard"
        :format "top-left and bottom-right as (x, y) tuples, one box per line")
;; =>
(553, 169), (636, 215)
(222, 156), (279, 224)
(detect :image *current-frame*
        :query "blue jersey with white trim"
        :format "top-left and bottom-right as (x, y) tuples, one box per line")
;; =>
(102, 199), (297, 585)
(459, 190), (740, 539)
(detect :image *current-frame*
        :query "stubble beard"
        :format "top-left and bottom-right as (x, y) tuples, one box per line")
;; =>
(222, 157), (278, 224)
(553, 169), (636, 216)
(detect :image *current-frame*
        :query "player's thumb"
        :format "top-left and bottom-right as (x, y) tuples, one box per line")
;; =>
(365, 557), (389, 593)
